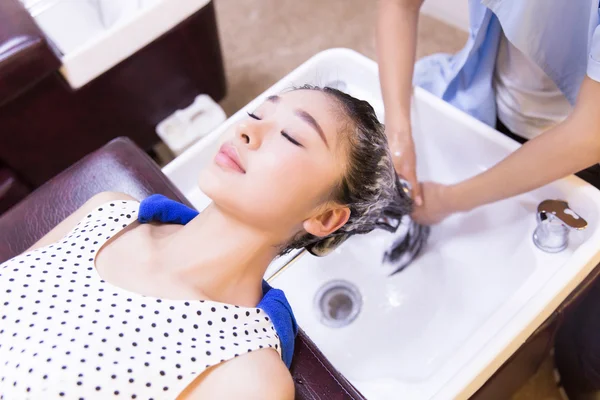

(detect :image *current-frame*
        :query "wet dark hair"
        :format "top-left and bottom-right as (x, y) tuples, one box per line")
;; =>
(282, 85), (427, 263)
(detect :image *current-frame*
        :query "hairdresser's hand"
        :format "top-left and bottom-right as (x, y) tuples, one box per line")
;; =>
(387, 128), (423, 207)
(411, 182), (454, 225)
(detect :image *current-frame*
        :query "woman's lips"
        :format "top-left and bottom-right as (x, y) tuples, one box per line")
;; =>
(215, 143), (246, 173)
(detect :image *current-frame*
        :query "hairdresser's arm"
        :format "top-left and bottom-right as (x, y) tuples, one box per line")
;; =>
(413, 76), (600, 225)
(178, 348), (294, 400)
(26, 192), (136, 252)
(377, 0), (425, 205)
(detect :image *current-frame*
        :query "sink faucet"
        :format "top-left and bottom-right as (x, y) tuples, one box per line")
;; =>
(533, 200), (587, 253)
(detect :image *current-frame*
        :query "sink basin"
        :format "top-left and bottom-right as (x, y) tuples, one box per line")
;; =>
(20, 0), (212, 88)
(163, 48), (600, 399)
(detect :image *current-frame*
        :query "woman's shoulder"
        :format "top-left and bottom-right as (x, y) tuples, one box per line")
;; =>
(85, 191), (138, 209)
(179, 348), (294, 400)
(70, 192), (139, 217)
(25, 192), (139, 252)
(228, 349), (294, 399)
(75, 191), (140, 221)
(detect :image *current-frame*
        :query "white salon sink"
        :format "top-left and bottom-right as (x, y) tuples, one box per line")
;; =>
(163, 49), (600, 399)
(20, 0), (211, 88)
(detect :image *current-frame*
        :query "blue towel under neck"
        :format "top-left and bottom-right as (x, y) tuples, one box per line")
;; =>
(137, 194), (299, 368)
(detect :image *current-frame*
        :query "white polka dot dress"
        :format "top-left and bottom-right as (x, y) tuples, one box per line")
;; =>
(0, 201), (282, 400)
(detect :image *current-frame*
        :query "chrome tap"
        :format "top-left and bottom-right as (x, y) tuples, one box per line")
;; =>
(533, 200), (587, 253)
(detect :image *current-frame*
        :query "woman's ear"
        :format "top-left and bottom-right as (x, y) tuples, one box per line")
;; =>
(303, 206), (351, 238)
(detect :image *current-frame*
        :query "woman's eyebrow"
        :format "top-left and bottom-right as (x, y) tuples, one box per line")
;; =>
(294, 109), (329, 148)
(266, 95), (329, 147)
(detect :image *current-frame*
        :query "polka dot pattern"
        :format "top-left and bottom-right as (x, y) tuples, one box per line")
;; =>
(0, 201), (281, 399)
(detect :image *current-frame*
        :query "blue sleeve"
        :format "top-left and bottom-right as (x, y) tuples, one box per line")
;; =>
(587, 21), (600, 81)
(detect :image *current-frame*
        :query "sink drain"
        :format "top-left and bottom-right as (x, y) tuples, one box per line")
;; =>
(314, 280), (362, 328)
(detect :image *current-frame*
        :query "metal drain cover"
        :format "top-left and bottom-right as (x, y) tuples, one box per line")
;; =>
(314, 280), (362, 328)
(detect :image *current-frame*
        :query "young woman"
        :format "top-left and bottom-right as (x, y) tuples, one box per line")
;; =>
(0, 86), (413, 399)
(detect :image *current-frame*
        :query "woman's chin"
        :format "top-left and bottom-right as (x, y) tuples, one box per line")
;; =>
(197, 168), (219, 196)
(197, 167), (239, 204)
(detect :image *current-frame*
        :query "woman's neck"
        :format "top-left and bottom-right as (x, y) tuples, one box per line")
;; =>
(155, 203), (280, 307)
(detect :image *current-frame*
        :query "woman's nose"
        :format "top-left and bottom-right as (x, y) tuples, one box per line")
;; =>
(236, 121), (264, 149)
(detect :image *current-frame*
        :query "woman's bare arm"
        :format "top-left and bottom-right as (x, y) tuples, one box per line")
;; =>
(451, 76), (600, 209)
(377, 0), (423, 131)
(377, 0), (425, 203)
(178, 348), (294, 400)
(26, 192), (137, 252)
(413, 76), (600, 224)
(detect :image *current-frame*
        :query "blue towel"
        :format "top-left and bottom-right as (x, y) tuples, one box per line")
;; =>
(259, 280), (299, 368)
(137, 194), (299, 368)
(138, 194), (199, 225)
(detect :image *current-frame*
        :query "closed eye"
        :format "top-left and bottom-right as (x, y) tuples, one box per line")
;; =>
(248, 112), (303, 147)
(282, 132), (303, 147)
